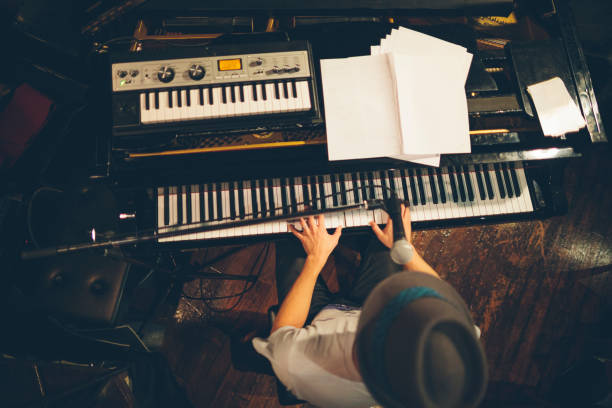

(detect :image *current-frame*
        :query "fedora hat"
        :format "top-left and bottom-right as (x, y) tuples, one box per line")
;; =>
(355, 272), (488, 408)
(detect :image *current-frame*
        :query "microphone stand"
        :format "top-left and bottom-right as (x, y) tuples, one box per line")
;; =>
(21, 200), (385, 260)
(385, 193), (415, 265)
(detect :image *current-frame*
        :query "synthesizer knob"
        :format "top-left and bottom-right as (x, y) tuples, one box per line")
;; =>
(157, 66), (175, 83)
(250, 58), (264, 67)
(117, 70), (128, 78)
(130, 69), (139, 77)
(272, 65), (282, 74)
(188, 64), (206, 80)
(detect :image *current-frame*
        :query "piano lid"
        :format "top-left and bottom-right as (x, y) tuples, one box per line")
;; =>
(139, 0), (514, 16)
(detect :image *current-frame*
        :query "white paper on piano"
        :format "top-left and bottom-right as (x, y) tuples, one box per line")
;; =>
(321, 54), (403, 160)
(389, 52), (472, 155)
(526, 77), (586, 137)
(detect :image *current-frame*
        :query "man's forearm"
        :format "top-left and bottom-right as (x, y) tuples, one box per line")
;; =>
(271, 255), (326, 333)
(404, 251), (439, 278)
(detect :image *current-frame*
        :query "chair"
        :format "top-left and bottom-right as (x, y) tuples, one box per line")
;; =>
(267, 305), (307, 406)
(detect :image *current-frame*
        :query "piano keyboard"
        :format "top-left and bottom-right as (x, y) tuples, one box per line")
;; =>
(139, 80), (312, 124)
(156, 162), (533, 242)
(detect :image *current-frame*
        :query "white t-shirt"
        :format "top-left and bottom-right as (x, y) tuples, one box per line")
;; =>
(252, 305), (379, 408)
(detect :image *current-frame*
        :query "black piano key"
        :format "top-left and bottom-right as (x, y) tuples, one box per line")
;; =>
(401, 169), (410, 205)
(230, 85), (236, 103)
(259, 179), (267, 216)
(216, 183), (223, 220)
(155, 92), (160, 109)
(317, 175), (326, 209)
(474, 164), (486, 201)
(186, 90), (191, 106)
(261, 83), (267, 100)
(339, 173), (347, 205)
(168, 91), (173, 108)
(449, 169), (459, 203)
(176, 187), (183, 224)
(282, 81), (289, 99)
(229, 182), (236, 219)
(483, 165), (495, 200)
(435, 168), (446, 204)
(252, 85), (258, 101)
(163, 186), (169, 225)
(186, 185), (192, 223)
(199, 184), (206, 220)
(330, 174), (339, 206)
(501, 162), (514, 198)
(493, 163), (506, 199)
(463, 165), (474, 202)
(199, 88), (204, 105)
(301, 176), (310, 208)
(267, 179), (276, 216)
(238, 180), (245, 219)
(176, 91), (182, 107)
(387, 170), (396, 197)
(251, 180), (259, 217)
(351, 173), (361, 203)
(416, 169), (427, 205)
(509, 162), (521, 196)
(408, 169), (419, 205)
(239, 85), (245, 102)
(310, 176), (319, 209)
(274, 82), (280, 100)
(291, 80), (297, 98)
(222, 87), (228, 104)
(289, 177), (298, 213)
(367, 172), (376, 199)
(145, 93), (150, 110)
(380, 171), (389, 200)
(427, 168), (439, 204)
(359, 172), (369, 201)
(455, 167), (467, 202)
(208, 88), (214, 105)
(283, 177), (292, 214)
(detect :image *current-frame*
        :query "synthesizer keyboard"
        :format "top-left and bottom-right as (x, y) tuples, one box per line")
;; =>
(110, 41), (321, 143)
(154, 162), (534, 243)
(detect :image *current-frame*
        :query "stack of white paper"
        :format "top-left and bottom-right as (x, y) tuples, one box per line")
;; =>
(527, 77), (586, 137)
(321, 27), (473, 167)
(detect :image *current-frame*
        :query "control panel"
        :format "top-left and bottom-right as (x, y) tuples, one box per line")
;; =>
(111, 50), (310, 92)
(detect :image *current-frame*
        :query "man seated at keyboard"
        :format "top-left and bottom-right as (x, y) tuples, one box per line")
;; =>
(252, 206), (488, 408)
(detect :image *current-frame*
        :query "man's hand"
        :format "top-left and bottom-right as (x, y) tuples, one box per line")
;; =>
(369, 204), (412, 249)
(289, 215), (342, 266)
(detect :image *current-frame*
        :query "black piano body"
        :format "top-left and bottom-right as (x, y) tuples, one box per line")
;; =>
(88, 0), (606, 250)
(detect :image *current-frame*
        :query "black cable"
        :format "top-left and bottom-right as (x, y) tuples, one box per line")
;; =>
(180, 242), (271, 313)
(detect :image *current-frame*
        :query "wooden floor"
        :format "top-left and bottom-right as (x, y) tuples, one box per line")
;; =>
(159, 147), (612, 407)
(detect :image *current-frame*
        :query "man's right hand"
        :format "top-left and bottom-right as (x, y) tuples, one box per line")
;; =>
(369, 203), (412, 249)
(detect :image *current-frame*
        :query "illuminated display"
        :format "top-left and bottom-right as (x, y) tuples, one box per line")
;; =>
(218, 58), (242, 71)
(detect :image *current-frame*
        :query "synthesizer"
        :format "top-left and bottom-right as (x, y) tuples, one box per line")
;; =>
(110, 40), (322, 144)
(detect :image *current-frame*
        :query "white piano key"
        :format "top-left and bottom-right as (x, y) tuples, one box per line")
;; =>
(279, 82), (289, 112)
(168, 90), (179, 121)
(211, 87), (222, 117)
(191, 184), (200, 223)
(286, 82), (298, 112)
(264, 83), (277, 113)
(157, 187), (164, 227)
(298, 81), (311, 110)
(158, 91), (170, 122)
(181, 186), (188, 224)
(467, 167), (484, 217)
(186, 89), (198, 120)
(221, 184), (231, 238)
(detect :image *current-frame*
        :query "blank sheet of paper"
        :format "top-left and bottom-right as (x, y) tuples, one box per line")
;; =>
(321, 54), (402, 161)
(390, 53), (471, 155)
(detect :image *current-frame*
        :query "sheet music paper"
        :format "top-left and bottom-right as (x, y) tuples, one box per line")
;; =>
(321, 26), (473, 166)
(321, 54), (402, 160)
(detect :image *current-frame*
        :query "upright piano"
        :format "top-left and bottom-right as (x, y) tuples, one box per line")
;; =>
(89, 0), (606, 250)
